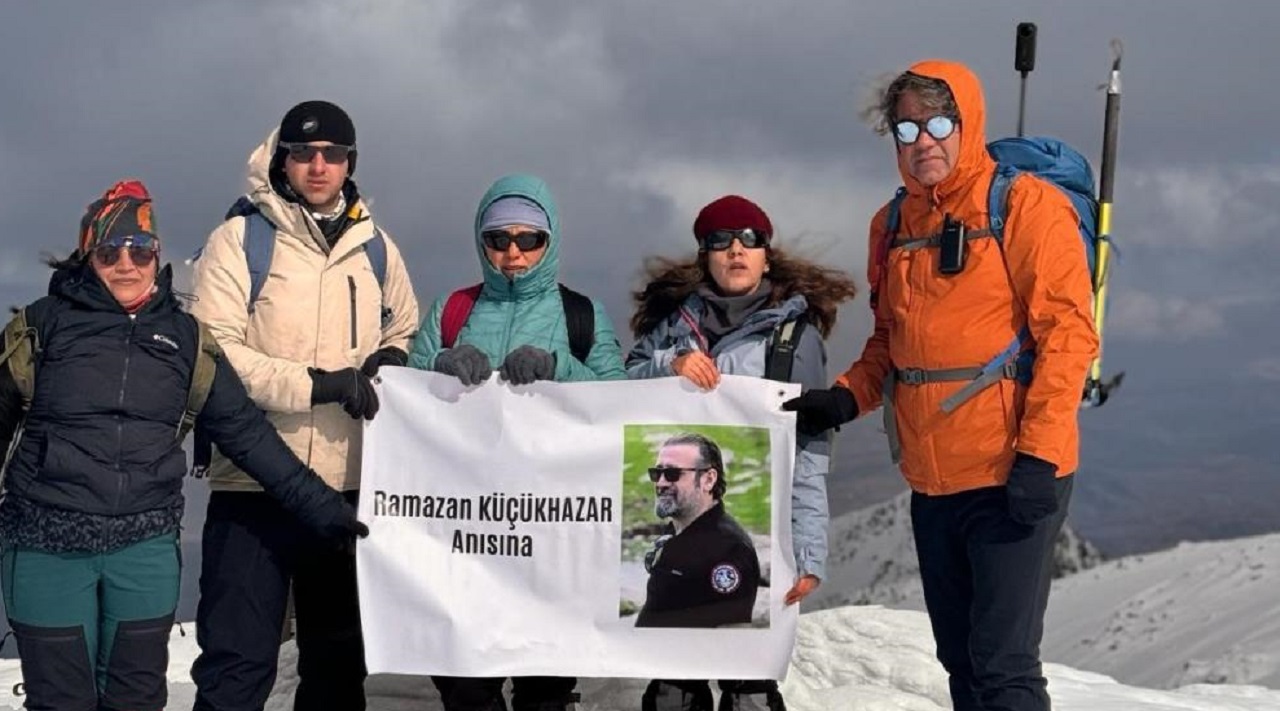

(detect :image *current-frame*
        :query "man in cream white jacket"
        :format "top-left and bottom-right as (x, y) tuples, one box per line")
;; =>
(189, 100), (419, 711)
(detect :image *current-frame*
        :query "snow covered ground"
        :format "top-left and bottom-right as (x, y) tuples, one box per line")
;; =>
(0, 606), (1277, 710)
(1044, 532), (1280, 689)
(808, 492), (1280, 691)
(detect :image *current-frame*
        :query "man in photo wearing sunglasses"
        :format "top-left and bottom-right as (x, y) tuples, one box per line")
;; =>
(190, 100), (420, 711)
(635, 433), (760, 630)
(783, 61), (1097, 711)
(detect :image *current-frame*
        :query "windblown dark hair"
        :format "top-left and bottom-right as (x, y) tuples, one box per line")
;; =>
(44, 251), (85, 271)
(630, 245), (858, 339)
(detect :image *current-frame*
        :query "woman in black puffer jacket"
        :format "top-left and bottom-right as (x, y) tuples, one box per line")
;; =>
(0, 179), (366, 711)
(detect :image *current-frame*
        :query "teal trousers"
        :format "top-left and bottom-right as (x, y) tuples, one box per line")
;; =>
(2, 533), (180, 711)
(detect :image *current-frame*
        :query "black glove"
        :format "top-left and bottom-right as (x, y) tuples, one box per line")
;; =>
(306, 499), (370, 553)
(335, 510), (370, 554)
(781, 387), (859, 437)
(360, 346), (407, 378)
(1006, 452), (1060, 526)
(499, 345), (557, 385)
(309, 367), (380, 420)
(433, 344), (493, 386)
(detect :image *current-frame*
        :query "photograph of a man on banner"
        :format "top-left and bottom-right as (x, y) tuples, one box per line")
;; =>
(620, 426), (772, 629)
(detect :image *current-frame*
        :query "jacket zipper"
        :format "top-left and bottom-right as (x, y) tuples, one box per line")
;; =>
(113, 318), (136, 515)
(348, 276), (358, 350)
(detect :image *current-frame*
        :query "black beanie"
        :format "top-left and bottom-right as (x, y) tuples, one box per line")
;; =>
(277, 100), (357, 175)
(279, 100), (355, 145)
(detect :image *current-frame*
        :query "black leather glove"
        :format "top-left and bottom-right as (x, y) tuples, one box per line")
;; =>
(781, 387), (859, 437)
(499, 345), (557, 385)
(360, 346), (407, 378)
(309, 367), (379, 420)
(1006, 452), (1060, 526)
(433, 344), (493, 386)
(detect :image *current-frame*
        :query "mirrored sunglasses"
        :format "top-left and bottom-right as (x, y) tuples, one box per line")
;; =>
(91, 234), (159, 267)
(893, 115), (958, 145)
(280, 142), (354, 164)
(646, 466), (710, 483)
(698, 228), (770, 251)
(481, 229), (550, 252)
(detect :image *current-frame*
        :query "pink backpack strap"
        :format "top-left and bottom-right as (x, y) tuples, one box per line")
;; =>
(440, 284), (484, 348)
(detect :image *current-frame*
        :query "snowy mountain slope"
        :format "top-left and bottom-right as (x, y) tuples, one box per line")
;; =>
(3, 607), (1275, 711)
(809, 491), (1102, 611)
(1043, 532), (1280, 689)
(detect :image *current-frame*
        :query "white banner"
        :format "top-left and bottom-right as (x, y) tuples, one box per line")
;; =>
(357, 367), (799, 679)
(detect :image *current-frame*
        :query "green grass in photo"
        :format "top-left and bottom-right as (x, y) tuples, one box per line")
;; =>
(620, 424), (771, 562)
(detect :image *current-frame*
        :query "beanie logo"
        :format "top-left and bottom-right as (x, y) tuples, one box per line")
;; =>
(301, 117), (319, 134)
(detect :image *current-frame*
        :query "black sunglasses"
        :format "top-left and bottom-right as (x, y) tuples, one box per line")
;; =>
(698, 228), (770, 251)
(280, 141), (354, 164)
(893, 115), (959, 145)
(647, 466), (711, 483)
(481, 229), (550, 252)
(91, 234), (159, 267)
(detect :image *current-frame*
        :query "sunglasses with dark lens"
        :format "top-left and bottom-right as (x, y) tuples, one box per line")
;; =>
(699, 228), (770, 251)
(894, 115), (958, 145)
(481, 229), (550, 252)
(647, 466), (711, 483)
(91, 234), (159, 267)
(280, 142), (354, 164)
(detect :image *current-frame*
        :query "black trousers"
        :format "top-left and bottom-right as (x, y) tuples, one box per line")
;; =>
(642, 679), (784, 711)
(432, 675), (578, 711)
(192, 491), (366, 711)
(911, 476), (1073, 711)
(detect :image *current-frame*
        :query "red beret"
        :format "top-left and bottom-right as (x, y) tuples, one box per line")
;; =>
(692, 195), (773, 243)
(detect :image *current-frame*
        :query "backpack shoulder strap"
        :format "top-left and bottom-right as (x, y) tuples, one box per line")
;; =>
(765, 316), (808, 383)
(869, 188), (908, 313)
(364, 228), (388, 289)
(557, 284), (596, 364)
(441, 284), (484, 349)
(179, 319), (222, 442)
(241, 209), (277, 315)
(987, 164), (1020, 245)
(558, 284), (596, 363)
(1, 308), (38, 409)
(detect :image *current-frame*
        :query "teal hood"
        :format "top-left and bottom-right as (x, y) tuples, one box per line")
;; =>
(474, 174), (561, 298)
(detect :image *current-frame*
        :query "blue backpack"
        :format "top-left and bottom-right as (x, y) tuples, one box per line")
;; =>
(985, 137), (1100, 274)
(223, 196), (389, 316)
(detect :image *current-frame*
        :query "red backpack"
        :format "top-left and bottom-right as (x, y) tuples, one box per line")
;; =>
(440, 283), (596, 364)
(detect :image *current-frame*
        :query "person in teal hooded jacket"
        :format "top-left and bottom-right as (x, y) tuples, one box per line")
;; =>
(408, 174), (625, 711)
(408, 173), (625, 385)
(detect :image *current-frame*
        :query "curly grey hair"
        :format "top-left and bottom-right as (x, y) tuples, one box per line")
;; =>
(860, 71), (958, 137)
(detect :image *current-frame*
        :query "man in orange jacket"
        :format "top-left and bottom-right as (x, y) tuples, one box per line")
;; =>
(784, 60), (1098, 711)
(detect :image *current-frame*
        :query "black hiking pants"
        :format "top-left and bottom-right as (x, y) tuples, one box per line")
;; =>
(911, 475), (1072, 711)
(192, 491), (366, 711)
(431, 675), (578, 711)
(642, 679), (785, 711)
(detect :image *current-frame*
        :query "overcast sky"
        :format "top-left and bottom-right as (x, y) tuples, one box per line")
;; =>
(2, 0), (1276, 552)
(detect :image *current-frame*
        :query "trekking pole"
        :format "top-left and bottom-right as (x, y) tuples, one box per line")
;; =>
(1015, 22), (1037, 136)
(1084, 39), (1124, 407)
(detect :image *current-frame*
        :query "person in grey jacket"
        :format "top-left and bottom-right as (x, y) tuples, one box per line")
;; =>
(625, 195), (857, 711)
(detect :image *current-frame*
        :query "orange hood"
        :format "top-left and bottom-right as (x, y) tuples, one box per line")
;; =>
(899, 60), (996, 203)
